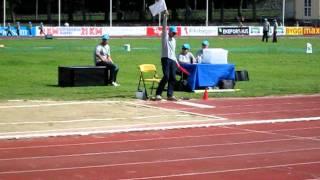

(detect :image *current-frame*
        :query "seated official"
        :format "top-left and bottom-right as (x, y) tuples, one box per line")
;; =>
(195, 40), (210, 63)
(94, 34), (120, 87)
(178, 43), (196, 64)
(176, 43), (195, 83)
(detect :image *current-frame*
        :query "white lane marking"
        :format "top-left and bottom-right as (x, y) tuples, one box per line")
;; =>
(0, 118), (222, 136)
(175, 101), (215, 108)
(0, 147), (319, 175)
(0, 137), (307, 161)
(0, 101), (120, 109)
(122, 161), (320, 180)
(1, 117), (320, 140)
(125, 101), (225, 120)
(2, 126), (320, 151)
(0, 131), (253, 150)
(216, 108), (320, 115)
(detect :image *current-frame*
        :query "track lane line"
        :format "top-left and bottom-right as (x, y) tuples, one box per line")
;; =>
(1, 147), (319, 175)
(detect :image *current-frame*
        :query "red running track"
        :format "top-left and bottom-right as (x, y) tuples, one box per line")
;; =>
(1, 95), (320, 179)
(149, 95), (320, 121)
(0, 120), (320, 179)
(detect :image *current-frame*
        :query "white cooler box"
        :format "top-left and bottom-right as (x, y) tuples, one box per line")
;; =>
(201, 48), (228, 64)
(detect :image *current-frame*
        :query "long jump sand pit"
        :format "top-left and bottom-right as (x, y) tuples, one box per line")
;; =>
(0, 100), (222, 139)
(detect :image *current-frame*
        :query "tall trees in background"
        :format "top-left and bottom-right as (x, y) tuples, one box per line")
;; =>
(8, 0), (21, 23)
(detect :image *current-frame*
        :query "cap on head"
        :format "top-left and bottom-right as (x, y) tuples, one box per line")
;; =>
(264, 18), (268, 21)
(182, 43), (191, 50)
(101, 34), (110, 41)
(202, 40), (209, 46)
(169, 26), (177, 33)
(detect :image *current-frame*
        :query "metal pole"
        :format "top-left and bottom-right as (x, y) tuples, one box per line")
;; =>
(282, 0), (285, 26)
(36, 0), (38, 20)
(3, 0), (5, 27)
(206, 0), (208, 26)
(110, 0), (112, 27)
(58, 0), (61, 26)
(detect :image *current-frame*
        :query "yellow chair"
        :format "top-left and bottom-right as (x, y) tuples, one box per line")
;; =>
(137, 64), (161, 99)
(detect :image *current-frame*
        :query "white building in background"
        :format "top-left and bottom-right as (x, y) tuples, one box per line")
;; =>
(286, 0), (320, 25)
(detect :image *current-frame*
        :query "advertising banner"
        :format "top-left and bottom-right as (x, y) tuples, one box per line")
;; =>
(218, 27), (249, 36)
(303, 27), (320, 35)
(40, 26), (146, 37)
(146, 26), (181, 37)
(181, 26), (218, 36)
(0, 26), (35, 36)
(286, 27), (303, 35)
(249, 26), (263, 36)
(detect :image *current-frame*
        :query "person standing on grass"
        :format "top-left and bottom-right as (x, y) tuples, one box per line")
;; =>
(39, 22), (45, 35)
(94, 34), (120, 87)
(28, 21), (33, 36)
(262, 18), (270, 42)
(272, 19), (278, 43)
(16, 22), (21, 36)
(6, 23), (13, 36)
(155, 11), (178, 101)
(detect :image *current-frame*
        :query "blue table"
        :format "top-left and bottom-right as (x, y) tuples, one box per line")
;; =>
(181, 64), (235, 91)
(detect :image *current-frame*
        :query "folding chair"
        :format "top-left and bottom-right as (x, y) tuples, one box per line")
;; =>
(137, 64), (161, 99)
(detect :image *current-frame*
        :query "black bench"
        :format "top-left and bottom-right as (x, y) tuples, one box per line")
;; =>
(58, 66), (111, 87)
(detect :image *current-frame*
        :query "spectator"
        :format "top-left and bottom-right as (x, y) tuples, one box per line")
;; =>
(273, 19), (278, 43)
(6, 23), (13, 36)
(196, 40), (210, 63)
(28, 21), (33, 36)
(16, 22), (21, 36)
(262, 18), (270, 42)
(178, 43), (196, 64)
(39, 22), (45, 35)
(94, 34), (120, 87)
(155, 11), (178, 101)
(184, 5), (192, 25)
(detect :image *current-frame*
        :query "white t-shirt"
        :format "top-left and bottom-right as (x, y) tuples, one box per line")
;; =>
(162, 33), (177, 61)
(94, 44), (110, 64)
(178, 52), (196, 64)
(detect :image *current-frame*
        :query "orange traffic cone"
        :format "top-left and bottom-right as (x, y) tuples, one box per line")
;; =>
(202, 88), (209, 100)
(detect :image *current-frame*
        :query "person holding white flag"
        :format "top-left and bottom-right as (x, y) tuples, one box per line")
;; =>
(155, 10), (178, 101)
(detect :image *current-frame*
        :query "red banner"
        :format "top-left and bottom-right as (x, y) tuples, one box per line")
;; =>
(146, 26), (181, 37)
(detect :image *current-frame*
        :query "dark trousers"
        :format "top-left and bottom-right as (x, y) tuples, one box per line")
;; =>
(262, 31), (268, 42)
(272, 32), (277, 42)
(96, 61), (119, 83)
(156, 58), (177, 97)
(7, 31), (13, 36)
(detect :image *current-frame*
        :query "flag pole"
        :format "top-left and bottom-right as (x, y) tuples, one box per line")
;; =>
(58, 0), (61, 26)
(206, 0), (208, 26)
(110, 0), (112, 27)
(282, 0), (285, 26)
(3, 0), (6, 27)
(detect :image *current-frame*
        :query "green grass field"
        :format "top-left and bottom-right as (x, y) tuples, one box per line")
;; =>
(0, 36), (319, 101)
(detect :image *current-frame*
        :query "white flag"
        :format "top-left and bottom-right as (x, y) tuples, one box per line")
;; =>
(149, 0), (167, 17)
